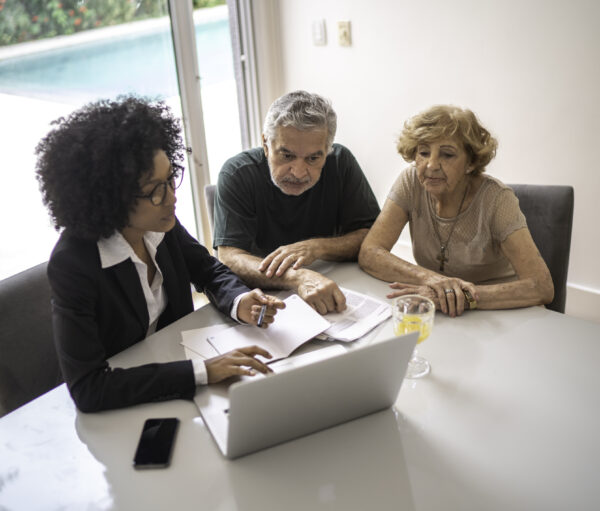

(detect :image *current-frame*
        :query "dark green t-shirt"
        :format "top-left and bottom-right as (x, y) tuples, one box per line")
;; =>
(213, 144), (380, 256)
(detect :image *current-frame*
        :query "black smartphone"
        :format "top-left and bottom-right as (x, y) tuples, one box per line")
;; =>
(133, 418), (179, 469)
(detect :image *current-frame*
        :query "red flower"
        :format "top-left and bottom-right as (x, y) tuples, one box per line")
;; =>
(57, 3), (62, 8)
(94, 20), (101, 26)
(79, 6), (87, 13)
(74, 17), (82, 26)
(32, 15), (39, 22)
(68, 9), (74, 16)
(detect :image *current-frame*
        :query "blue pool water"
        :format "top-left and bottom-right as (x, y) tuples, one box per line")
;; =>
(0, 18), (234, 103)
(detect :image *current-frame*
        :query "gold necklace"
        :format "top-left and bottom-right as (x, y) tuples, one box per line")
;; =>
(431, 182), (470, 272)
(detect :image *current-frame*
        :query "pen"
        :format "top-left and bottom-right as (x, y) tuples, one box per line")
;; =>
(257, 304), (267, 327)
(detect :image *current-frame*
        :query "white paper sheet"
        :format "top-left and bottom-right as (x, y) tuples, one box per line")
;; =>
(181, 324), (229, 359)
(207, 294), (331, 361)
(320, 287), (391, 342)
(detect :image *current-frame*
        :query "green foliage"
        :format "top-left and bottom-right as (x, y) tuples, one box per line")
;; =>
(0, 0), (225, 46)
(192, 0), (225, 8)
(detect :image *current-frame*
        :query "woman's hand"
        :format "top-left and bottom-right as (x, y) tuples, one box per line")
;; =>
(387, 277), (478, 317)
(206, 346), (273, 383)
(387, 283), (439, 308)
(423, 276), (477, 317)
(237, 289), (286, 328)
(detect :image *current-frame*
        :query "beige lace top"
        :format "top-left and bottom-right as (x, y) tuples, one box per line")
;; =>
(388, 166), (527, 285)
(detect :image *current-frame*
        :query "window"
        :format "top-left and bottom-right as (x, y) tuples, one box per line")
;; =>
(0, 0), (244, 279)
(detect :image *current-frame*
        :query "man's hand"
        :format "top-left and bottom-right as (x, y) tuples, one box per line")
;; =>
(206, 346), (273, 383)
(237, 288), (285, 328)
(258, 240), (322, 277)
(297, 274), (346, 315)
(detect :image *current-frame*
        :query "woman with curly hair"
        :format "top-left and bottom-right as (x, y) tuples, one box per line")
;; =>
(359, 105), (553, 316)
(36, 95), (284, 412)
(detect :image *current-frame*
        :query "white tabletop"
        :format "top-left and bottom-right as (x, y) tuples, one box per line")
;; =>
(1, 262), (599, 510)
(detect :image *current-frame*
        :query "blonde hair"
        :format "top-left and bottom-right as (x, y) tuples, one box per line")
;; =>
(396, 105), (498, 175)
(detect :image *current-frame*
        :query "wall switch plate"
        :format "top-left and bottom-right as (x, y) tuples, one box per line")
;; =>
(312, 19), (327, 46)
(337, 20), (351, 46)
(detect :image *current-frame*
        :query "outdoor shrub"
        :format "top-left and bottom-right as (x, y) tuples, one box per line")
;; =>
(0, 0), (225, 46)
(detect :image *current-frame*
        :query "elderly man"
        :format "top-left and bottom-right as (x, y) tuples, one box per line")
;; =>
(213, 90), (380, 314)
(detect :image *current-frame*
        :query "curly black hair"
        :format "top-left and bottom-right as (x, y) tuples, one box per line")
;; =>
(36, 95), (188, 240)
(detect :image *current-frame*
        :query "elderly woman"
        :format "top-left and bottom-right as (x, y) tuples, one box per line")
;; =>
(36, 96), (283, 412)
(359, 105), (553, 317)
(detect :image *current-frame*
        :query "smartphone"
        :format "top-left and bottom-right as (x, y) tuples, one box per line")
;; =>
(133, 418), (179, 469)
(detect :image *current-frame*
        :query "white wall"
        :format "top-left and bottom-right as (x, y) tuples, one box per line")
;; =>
(254, 0), (600, 322)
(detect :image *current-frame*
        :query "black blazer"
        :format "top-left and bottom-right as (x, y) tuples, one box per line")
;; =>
(48, 219), (250, 412)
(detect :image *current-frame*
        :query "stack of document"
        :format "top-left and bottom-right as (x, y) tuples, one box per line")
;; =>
(320, 287), (391, 342)
(208, 294), (330, 361)
(181, 288), (390, 363)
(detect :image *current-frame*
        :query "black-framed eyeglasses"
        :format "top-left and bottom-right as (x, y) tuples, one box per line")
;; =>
(135, 168), (184, 206)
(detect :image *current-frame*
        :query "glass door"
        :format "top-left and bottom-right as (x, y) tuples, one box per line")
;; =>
(0, 0), (242, 280)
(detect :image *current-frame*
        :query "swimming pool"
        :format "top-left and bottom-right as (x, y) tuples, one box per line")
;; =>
(0, 16), (234, 104)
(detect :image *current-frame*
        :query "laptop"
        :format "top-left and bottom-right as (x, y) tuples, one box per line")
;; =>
(194, 331), (418, 459)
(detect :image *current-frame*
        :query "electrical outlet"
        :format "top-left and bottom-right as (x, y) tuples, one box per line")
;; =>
(312, 19), (327, 46)
(337, 20), (351, 46)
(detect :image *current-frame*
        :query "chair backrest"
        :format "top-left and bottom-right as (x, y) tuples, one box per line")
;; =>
(0, 262), (62, 416)
(204, 184), (216, 234)
(508, 184), (574, 313)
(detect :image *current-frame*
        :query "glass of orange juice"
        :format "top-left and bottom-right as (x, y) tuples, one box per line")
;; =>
(393, 295), (435, 378)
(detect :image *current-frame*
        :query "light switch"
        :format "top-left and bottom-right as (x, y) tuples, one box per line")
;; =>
(312, 19), (327, 46)
(337, 20), (351, 46)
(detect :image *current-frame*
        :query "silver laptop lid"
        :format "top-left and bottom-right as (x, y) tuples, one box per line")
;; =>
(226, 332), (418, 458)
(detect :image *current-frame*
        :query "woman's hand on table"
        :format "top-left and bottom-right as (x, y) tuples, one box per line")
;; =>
(237, 289), (286, 328)
(387, 277), (478, 317)
(425, 276), (478, 317)
(206, 346), (273, 383)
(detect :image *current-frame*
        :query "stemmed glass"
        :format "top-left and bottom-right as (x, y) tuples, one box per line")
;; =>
(393, 295), (435, 379)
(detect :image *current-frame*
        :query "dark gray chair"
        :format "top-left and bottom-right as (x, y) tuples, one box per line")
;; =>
(204, 183), (216, 234)
(0, 262), (62, 416)
(509, 184), (574, 314)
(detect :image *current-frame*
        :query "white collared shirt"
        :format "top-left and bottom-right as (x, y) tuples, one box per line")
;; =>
(97, 231), (210, 384)
(98, 231), (167, 334)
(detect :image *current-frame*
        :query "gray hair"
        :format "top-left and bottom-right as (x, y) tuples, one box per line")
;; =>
(262, 90), (337, 153)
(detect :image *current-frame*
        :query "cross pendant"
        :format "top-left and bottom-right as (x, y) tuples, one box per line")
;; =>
(437, 245), (448, 271)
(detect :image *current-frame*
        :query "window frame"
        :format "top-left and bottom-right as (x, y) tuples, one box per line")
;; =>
(168, 0), (261, 249)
